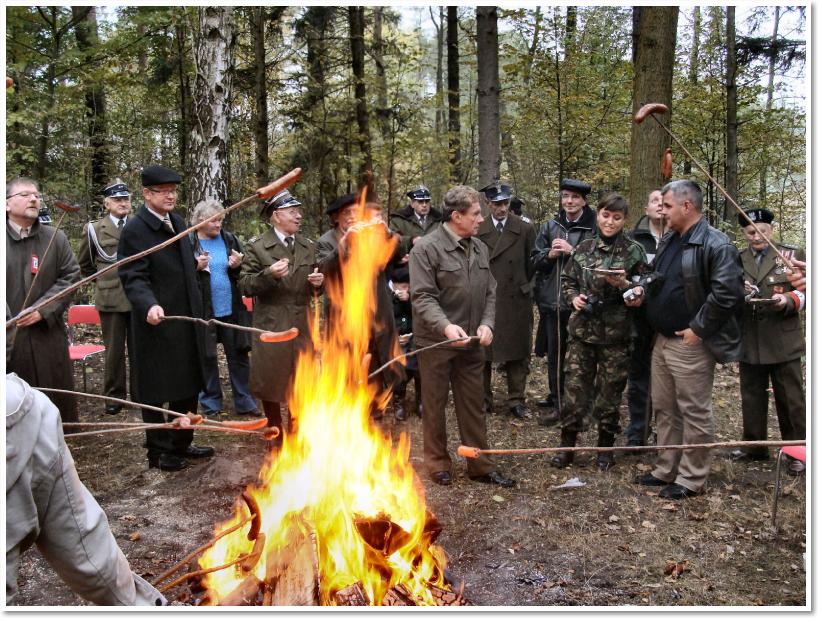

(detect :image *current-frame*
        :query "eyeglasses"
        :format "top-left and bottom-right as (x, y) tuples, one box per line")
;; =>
(146, 188), (177, 197)
(6, 191), (41, 200)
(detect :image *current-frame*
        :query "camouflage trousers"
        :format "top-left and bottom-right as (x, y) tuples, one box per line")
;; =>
(559, 338), (630, 436)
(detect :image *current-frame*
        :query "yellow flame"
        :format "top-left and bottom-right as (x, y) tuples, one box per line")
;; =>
(199, 191), (448, 605)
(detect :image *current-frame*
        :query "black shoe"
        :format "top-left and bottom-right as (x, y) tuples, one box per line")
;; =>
(729, 449), (769, 462)
(509, 404), (529, 419)
(596, 429), (616, 471)
(178, 444), (215, 459)
(536, 398), (553, 408)
(787, 459), (806, 476)
(237, 409), (262, 417)
(148, 453), (188, 471)
(551, 429), (577, 468)
(634, 473), (668, 486)
(105, 404), (122, 415)
(658, 483), (700, 499)
(430, 471), (453, 486)
(469, 470), (516, 488)
(538, 410), (560, 427)
(393, 395), (407, 422)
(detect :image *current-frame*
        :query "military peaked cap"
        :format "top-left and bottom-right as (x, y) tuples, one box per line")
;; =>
(407, 185), (431, 201)
(739, 208), (774, 227)
(102, 182), (130, 198)
(326, 193), (359, 215)
(560, 178), (591, 197)
(261, 190), (302, 217)
(480, 182), (513, 203)
(141, 165), (181, 187)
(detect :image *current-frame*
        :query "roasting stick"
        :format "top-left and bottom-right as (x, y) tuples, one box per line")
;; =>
(635, 103), (794, 271)
(62, 423), (276, 439)
(367, 336), (480, 380)
(6, 168), (303, 329)
(162, 315), (299, 343)
(458, 439), (805, 459)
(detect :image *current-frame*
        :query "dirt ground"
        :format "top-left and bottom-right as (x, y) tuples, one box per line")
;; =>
(13, 344), (807, 608)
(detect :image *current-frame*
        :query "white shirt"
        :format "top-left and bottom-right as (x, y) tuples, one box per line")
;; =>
(492, 217), (507, 231)
(108, 214), (127, 228)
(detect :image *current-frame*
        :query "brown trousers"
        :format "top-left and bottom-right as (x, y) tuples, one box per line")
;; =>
(650, 335), (717, 493)
(418, 345), (495, 477)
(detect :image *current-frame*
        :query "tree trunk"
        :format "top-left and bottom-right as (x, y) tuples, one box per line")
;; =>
(565, 6), (577, 58)
(447, 7), (461, 182)
(72, 6), (111, 192)
(189, 6), (234, 206)
(373, 7), (391, 142)
(348, 6), (374, 195)
(176, 21), (191, 190)
(628, 7), (678, 226)
(759, 6), (780, 203)
(684, 7), (701, 176)
(476, 6), (500, 188)
(431, 6), (445, 137)
(251, 7), (269, 188)
(724, 6), (737, 222)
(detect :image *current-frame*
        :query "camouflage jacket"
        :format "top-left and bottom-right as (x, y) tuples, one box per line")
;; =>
(561, 231), (651, 344)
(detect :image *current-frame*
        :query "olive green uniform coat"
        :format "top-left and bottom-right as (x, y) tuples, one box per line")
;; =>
(388, 205), (442, 255)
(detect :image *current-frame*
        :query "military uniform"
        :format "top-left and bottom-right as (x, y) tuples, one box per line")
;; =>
(388, 194), (442, 255)
(476, 183), (536, 414)
(736, 224), (805, 460)
(77, 197), (133, 408)
(559, 231), (651, 444)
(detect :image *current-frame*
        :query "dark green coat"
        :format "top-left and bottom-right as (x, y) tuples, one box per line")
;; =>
(239, 229), (319, 403)
(740, 244), (805, 365)
(476, 214), (536, 362)
(77, 216), (131, 312)
(388, 205), (442, 255)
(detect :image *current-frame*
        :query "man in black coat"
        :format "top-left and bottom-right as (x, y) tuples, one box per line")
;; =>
(118, 165), (213, 471)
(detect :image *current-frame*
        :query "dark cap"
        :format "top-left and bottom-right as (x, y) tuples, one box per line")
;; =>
(261, 190), (302, 217)
(739, 208), (774, 227)
(102, 182), (130, 198)
(406, 185), (431, 201)
(509, 197), (524, 215)
(480, 182), (513, 203)
(390, 264), (410, 284)
(141, 165), (181, 187)
(326, 193), (358, 215)
(560, 178), (591, 197)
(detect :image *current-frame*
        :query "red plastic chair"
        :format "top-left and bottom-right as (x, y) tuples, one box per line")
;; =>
(771, 445), (807, 528)
(67, 305), (106, 392)
(242, 296), (254, 313)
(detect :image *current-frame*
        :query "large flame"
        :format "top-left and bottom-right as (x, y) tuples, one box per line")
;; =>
(199, 192), (447, 605)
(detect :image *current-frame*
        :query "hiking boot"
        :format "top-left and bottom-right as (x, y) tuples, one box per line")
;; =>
(596, 429), (616, 472)
(551, 429), (577, 468)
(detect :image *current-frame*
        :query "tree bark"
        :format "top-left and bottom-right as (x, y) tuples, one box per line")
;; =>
(628, 7), (678, 226)
(189, 6), (235, 206)
(176, 20), (191, 190)
(373, 7), (391, 142)
(476, 6), (500, 188)
(431, 6), (445, 137)
(72, 6), (111, 192)
(251, 7), (269, 188)
(759, 6), (780, 203)
(348, 6), (374, 195)
(684, 7), (701, 176)
(724, 6), (738, 222)
(447, 7), (461, 182)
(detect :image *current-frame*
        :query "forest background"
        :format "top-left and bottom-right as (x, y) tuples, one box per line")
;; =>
(5, 5), (806, 252)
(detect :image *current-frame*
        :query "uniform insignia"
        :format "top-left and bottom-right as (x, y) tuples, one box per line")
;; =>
(248, 235), (260, 244)
(773, 284), (785, 294)
(521, 215), (532, 223)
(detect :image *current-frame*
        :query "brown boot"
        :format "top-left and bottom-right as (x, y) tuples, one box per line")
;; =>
(551, 429), (577, 468)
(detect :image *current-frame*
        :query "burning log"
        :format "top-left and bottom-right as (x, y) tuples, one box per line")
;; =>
(354, 510), (442, 558)
(382, 584), (416, 606)
(334, 582), (368, 606)
(267, 526), (320, 606)
(220, 575), (264, 606)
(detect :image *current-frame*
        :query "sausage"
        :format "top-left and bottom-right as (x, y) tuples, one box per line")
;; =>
(256, 168), (302, 200)
(634, 102), (669, 124)
(662, 147), (673, 180)
(242, 491), (261, 541)
(220, 417), (268, 431)
(240, 534), (266, 572)
(259, 327), (299, 343)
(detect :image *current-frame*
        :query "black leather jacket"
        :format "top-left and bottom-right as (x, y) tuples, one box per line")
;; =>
(653, 218), (745, 363)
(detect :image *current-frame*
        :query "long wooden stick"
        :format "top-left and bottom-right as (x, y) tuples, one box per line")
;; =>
(162, 315), (296, 342)
(6, 168), (302, 328)
(367, 336), (480, 380)
(458, 439), (805, 458)
(63, 423), (271, 439)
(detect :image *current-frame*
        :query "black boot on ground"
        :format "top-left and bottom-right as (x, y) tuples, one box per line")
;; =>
(596, 428), (616, 471)
(393, 392), (407, 421)
(551, 429), (577, 468)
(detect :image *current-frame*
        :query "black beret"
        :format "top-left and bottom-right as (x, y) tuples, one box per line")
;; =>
(509, 197), (524, 215)
(738, 208), (774, 227)
(390, 264), (410, 284)
(326, 193), (358, 215)
(560, 178), (591, 197)
(141, 165), (181, 187)
(261, 190), (302, 217)
(102, 182), (130, 198)
(406, 185), (431, 201)
(480, 182), (513, 203)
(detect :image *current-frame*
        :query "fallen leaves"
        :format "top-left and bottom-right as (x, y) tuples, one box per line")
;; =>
(664, 560), (690, 580)
(128, 531), (141, 541)
(641, 520), (656, 530)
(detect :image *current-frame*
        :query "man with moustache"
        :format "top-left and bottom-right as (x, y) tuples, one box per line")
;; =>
(118, 165), (213, 471)
(77, 180), (134, 415)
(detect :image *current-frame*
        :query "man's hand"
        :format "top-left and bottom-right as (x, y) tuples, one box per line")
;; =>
(147, 305), (165, 326)
(476, 324), (493, 346)
(444, 323), (471, 346)
(399, 253), (410, 265)
(307, 267), (323, 288)
(15, 309), (43, 327)
(772, 293), (788, 309)
(394, 288), (410, 302)
(624, 287), (644, 308)
(604, 272), (629, 289)
(787, 258), (806, 293)
(572, 293), (588, 312)
(228, 249), (244, 269)
(269, 257), (290, 279)
(196, 251), (210, 271)
(674, 327), (702, 346)
(548, 238), (573, 259)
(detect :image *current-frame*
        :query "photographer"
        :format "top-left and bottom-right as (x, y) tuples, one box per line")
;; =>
(550, 193), (651, 471)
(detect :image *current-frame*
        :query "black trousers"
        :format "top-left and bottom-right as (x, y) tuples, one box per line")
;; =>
(142, 395), (197, 459)
(543, 308), (571, 410)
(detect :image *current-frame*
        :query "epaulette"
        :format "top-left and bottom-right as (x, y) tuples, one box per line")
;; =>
(248, 235), (261, 244)
(520, 215), (532, 223)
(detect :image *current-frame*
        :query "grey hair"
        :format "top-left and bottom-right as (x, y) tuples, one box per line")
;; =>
(661, 180), (703, 212)
(441, 185), (480, 221)
(6, 176), (39, 198)
(190, 198), (224, 226)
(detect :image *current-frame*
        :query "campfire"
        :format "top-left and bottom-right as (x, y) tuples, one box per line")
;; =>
(194, 194), (464, 606)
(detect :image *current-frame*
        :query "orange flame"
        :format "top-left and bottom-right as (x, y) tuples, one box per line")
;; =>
(199, 190), (447, 605)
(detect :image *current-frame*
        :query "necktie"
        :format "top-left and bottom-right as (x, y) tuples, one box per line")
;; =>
(419, 216), (426, 228)
(496, 221), (503, 234)
(284, 236), (294, 251)
(162, 215), (174, 234)
(117, 218), (124, 231)
(19, 227), (29, 239)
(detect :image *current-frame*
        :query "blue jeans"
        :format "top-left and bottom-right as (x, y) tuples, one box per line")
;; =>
(199, 317), (257, 414)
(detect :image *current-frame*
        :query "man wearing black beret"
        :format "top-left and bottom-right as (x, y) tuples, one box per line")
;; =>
(389, 185), (442, 254)
(730, 208), (806, 475)
(530, 178), (597, 425)
(118, 164), (213, 471)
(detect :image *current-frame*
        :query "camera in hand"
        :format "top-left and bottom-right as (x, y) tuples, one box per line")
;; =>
(580, 294), (605, 315)
(622, 272), (659, 302)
